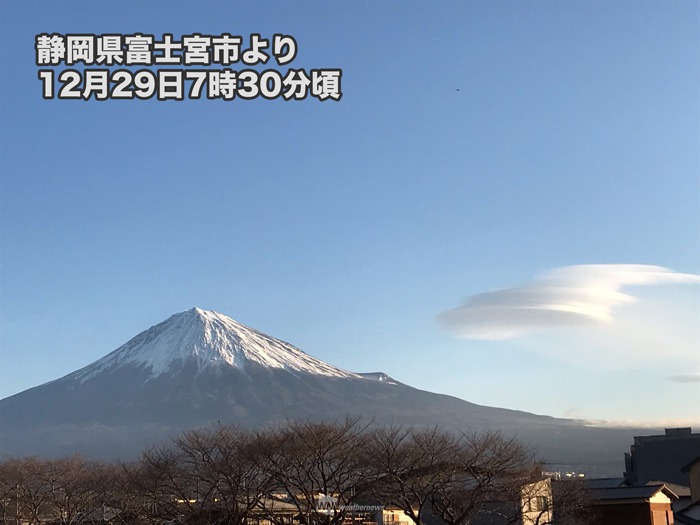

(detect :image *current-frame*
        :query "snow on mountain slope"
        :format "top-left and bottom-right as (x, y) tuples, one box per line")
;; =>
(357, 372), (401, 385)
(72, 308), (360, 381)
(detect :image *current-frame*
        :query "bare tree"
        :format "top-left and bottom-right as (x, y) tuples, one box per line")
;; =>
(549, 479), (597, 525)
(0, 459), (21, 525)
(9, 458), (52, 525)
(127, 426), (275, 525)
(87, 462), (142, 525)
(173, 426), (273, 525)
(134, 443), (196, 524)
(0, 457), (105, 525)
(364, 425), (460, 525)
(40, 456), (110, 525)
(118, 457), (176, 525)
(0, 422), (596, 525)
(428, 431), (542, 525)
(256, 419), (373, 525)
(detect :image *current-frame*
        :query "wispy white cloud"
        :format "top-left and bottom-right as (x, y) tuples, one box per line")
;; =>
(438, 264), (700, 340)
(585, 417), (700, 429)
(667, 374), (700, 383)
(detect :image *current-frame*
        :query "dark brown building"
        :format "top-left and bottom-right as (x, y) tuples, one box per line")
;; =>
(590, 485), (677, 525)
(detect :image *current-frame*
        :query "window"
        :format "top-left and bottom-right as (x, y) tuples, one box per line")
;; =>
(528, 496), (549, 512)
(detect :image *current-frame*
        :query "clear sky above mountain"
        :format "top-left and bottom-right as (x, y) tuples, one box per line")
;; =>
(1, 1), (698, 426)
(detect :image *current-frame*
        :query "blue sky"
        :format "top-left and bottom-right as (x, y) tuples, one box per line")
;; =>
(1, 0), (698, 426)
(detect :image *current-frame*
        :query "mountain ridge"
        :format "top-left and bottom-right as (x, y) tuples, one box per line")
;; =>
(0, 308), (649, 476)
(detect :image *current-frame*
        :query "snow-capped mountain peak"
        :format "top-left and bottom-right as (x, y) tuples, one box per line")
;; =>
(73, 308), (359, 381)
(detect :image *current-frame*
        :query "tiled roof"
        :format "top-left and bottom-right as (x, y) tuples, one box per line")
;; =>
(676, 500), (700, 525)
(590, 485), (675, 501)
(584, 478), (626, 489)
(645, 480), (690, 498)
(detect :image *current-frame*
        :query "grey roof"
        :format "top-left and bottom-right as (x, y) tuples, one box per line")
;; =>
(676, 500), (700, 525)
(590, 485), (676, 502)
(251, 498), (299, 515)
(584, 478), (626, 489)
(645, 480), (691, 498)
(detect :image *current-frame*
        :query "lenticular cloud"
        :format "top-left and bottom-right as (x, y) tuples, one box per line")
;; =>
(437, 264), (700, 340)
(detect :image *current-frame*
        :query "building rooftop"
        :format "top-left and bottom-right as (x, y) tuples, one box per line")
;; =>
(676, 500), (700, 525)
(590, 484), (677, 502)
(645, 481), (691, 498)
(584, 478), (626, 489)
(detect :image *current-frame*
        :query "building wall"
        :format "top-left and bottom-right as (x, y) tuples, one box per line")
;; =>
(624, 428), (700, 485)
(688, 461), (700, 502)
(649, 502), (674, 525)
(520, 479), (553, 525)
(594, 503), (651, 525)
(593, 501), (674, 525)
(379, 509), (411, 525)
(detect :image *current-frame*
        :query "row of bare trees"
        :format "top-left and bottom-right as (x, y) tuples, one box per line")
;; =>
(0, 421), (594, 525)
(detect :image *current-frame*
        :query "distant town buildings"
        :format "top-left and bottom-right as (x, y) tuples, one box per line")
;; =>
(571, 427), (700, 524)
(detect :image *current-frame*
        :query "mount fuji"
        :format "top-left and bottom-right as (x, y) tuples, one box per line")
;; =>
(0, 308), (643, 474)
(72, 308), (361, 382)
